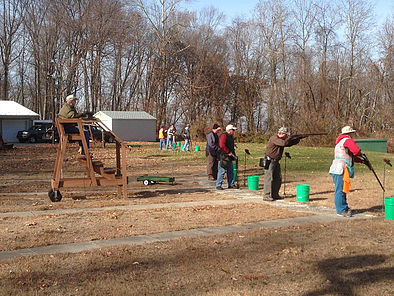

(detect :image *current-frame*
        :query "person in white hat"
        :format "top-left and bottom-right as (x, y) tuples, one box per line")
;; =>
(57, 94), (90, 154)
(329, 125), (365, 217)
(263, 127), (302, 201)
(216, 124), (237, 190)
(58, 94), (79, 119)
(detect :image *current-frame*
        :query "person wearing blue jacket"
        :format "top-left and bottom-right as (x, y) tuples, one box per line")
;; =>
(205, 123), (221, 180)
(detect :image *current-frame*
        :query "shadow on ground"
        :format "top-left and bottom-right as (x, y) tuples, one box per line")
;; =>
(353, 205), (384, 214)
(303, 254), (394, 296)
(130, 188), (210, 199)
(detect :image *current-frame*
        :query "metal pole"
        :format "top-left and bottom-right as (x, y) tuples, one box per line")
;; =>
(243, 149), (250, 187)
(283, 156), (287, 196)
(244, 152), (247, 186)
(382, 163), (386, 212)
(283, 152), (291, 197)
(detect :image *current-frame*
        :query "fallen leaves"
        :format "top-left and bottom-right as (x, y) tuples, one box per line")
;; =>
(25, 222), (37, 227)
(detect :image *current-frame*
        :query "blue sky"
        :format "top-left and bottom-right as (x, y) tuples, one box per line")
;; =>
(182, 0), (393, 25)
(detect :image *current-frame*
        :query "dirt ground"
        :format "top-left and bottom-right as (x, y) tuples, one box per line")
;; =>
(0, 143), (393, 295)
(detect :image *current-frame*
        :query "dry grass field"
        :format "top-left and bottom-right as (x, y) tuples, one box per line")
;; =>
(0, 142), (393, 295)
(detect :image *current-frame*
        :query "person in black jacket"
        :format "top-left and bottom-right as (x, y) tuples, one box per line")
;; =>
(205, 123), (221, 180)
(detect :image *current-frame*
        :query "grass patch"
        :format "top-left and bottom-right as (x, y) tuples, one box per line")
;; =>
(130, 141), (392, 175)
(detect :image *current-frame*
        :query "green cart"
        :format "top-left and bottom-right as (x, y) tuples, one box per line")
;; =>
(137, 176), (175, 186)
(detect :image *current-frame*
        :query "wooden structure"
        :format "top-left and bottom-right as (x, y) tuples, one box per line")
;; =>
(0, 135), (13, 150)
(49, 118), (128, 202)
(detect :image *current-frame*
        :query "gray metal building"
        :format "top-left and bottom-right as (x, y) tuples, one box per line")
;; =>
(94, 111), (156, 142)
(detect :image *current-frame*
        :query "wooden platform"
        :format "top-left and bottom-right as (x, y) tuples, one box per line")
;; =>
(0, 136), (13, 150)
(49, 118), (128, 201)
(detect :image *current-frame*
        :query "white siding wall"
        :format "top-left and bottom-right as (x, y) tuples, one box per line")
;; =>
(112, 119), (156, 141)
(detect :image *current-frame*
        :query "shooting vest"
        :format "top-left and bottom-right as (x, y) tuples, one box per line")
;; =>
(329, 137), (354, 177)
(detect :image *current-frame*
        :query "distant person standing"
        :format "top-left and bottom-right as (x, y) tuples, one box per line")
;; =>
(182, 124), (191, 151)
(216, 124), (237, 190)
(206, 123), (221, 180)
(166, 124), (175, 150)
(158, 126), (166, 150)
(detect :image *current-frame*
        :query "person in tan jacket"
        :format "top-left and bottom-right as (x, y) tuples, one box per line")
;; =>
(57, 94), (90, 154)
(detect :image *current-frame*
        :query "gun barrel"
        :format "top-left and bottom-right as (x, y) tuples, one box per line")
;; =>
(293, 133), (328, 138)
(300, 133), (328, 136)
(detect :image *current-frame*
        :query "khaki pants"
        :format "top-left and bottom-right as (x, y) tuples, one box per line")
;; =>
(206, 153), (218, 179)
(264, 159), (282, 197)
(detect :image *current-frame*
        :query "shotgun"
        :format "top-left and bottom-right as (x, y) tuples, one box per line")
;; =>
(361, 153), (385, 191)
(291, 132), (328, 139)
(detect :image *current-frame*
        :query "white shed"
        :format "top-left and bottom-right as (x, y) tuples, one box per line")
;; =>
(0, 101), (39, 142)
(94, 111), (156, 142)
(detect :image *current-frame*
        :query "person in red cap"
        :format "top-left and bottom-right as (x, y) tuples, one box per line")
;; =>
(206, 123), (221, 180)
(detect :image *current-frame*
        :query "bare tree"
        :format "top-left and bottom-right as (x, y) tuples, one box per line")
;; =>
(0, 0), (24, 100)
(314, 1), (342, 129)
(339, 0), (374, 129)
(256, 0), (293, 131)
(226, 19), (266, 132)
(291, 0), (317, 128)
(135, 0), (188, 128)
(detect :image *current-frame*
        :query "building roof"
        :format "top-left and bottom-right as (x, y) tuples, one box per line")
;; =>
(95, 111), (156, 120)
(0, 100), (39, 117)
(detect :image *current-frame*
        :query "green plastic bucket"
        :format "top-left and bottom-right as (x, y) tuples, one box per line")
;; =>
(181, 144), (184, 150)
(384, 197), (394, 220)
(248, 175), (259, 190)
(195, 145), (200, 151)
(176, 142), (181, 147)
(296, 184), (310, 202)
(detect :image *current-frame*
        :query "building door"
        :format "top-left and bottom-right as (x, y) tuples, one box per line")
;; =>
(2, 119), (28, 142)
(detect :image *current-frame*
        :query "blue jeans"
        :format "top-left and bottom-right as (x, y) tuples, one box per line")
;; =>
(216, 160), (234, 188)
(182, 139), (190, 151)
(159, 138), (165, 150)
(166, 138), (174, 150)
(331, 173), (350, 213)
(64, 126), (90, 148)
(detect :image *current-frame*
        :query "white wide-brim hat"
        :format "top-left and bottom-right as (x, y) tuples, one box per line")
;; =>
(341, 126), (356, 134)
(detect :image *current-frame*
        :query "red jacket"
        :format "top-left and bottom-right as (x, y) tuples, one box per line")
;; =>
(219, 132), (235, 155)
